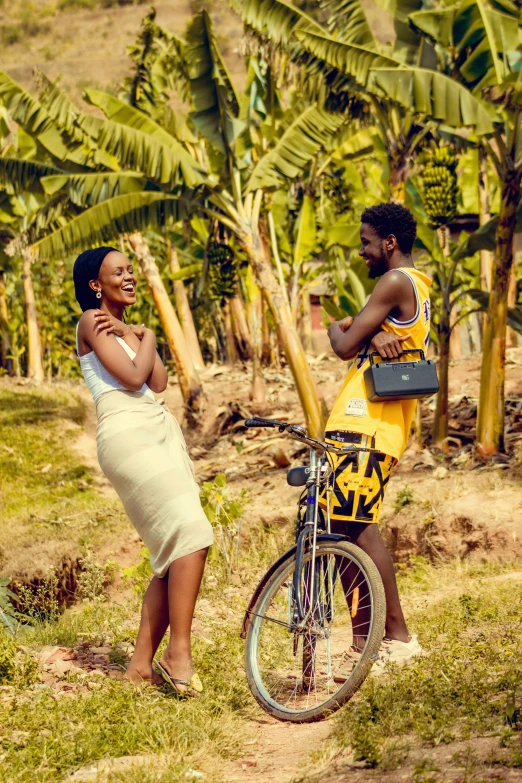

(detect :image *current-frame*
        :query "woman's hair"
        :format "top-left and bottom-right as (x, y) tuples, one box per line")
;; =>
(361, 203), (417, 254)
(73, 246), (118, 312)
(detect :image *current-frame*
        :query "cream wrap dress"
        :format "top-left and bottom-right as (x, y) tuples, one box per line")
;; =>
(78, 328), (214, 577)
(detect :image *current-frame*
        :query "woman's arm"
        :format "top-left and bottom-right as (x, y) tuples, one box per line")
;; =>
(79, 311), (157, 392)
(125, 325), (168, 393)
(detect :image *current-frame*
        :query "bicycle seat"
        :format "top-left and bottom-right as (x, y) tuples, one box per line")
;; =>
(287, 466), (309, 487)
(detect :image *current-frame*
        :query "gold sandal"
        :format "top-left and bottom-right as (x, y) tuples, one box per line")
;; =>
(155, 660), (203, 698)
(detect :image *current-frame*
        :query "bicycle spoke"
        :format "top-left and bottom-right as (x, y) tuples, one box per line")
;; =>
(247, 543), (382, 717)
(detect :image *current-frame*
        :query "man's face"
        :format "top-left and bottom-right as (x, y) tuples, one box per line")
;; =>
(359, 223), (389, 279)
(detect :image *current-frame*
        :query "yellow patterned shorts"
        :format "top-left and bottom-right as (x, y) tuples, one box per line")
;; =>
(319, 431), (397, 524)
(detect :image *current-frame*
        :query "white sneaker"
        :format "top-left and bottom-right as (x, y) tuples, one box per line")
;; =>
(371, 634), (422, 676)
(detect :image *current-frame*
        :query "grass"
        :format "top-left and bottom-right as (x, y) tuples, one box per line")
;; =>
(0, 382), (128, 582)
(0, 602), (251, 782)
(316, 558), (522, 777)
(0, 518), (283, 783)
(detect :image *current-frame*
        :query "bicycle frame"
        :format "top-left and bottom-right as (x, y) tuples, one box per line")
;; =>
(243, 416), (378, 631)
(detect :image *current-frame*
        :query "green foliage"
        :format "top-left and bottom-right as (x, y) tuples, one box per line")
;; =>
(121, 546), (153, 598)
(0, 578), (16, 621)
(200, 474), (248, 576)
(77, 550), (115, 603)
(334, 571), (522, 770)
(247, 105), (345, 191)
(393, 485), (415, 512)
(0, 631), (39, 687)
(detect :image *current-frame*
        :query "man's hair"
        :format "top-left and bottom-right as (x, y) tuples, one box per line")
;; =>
(361, 203), (417, 254)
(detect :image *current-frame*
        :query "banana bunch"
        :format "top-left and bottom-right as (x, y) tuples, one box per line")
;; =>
(420, 146), (458, 229)
(207, 241), (238, 302)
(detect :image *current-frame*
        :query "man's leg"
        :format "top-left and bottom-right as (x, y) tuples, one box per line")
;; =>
(332, 519), (409, 645)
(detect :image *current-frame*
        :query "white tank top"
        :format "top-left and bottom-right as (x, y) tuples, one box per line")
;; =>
(76, 323), (154, 404)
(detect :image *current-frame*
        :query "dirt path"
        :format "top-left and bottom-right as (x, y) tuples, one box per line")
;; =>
(224, 716), (333, 783)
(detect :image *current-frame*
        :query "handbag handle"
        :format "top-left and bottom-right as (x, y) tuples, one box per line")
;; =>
(368, 348), (425, 366)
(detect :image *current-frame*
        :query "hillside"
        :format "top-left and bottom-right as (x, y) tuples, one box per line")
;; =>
(1, 0), (394, 100)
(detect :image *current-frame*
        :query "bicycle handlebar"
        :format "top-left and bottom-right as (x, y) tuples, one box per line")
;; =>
(244, 416), (377, 456)
(244, 417), (288, 429)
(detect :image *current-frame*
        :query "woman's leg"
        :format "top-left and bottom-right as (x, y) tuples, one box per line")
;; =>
(160, 547), (209, 685)
(126, 575), (170, 684)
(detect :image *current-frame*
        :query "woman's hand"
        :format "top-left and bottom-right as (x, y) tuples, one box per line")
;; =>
(370, 330), (410, 360)
(129, 323), (147, 340)
(93, 310), (130, 339)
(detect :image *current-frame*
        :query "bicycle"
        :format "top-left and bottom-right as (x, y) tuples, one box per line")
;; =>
(241, 416), (386, 723)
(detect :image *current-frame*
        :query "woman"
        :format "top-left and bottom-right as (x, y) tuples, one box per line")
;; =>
(73, 246), (213, 697)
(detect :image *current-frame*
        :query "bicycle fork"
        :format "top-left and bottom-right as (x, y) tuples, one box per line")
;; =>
(292, 449), (322, 626)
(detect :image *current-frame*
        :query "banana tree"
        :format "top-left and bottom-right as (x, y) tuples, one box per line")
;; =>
(0, 69), (207, 412)
(406, 0), (522, 453)
(231, 0), (446, 203)
(0, 153), (75, 381)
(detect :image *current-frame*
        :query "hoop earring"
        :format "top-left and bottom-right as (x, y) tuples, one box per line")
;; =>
(96, 291), (102, 299)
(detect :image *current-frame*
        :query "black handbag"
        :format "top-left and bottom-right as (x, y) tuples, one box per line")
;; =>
(363, 349), (439, 402)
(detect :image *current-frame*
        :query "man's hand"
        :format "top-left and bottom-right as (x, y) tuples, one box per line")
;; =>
(370, 331), (410, 360)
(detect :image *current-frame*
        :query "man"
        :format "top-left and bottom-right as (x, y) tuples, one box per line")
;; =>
(322, 202), (431, 674)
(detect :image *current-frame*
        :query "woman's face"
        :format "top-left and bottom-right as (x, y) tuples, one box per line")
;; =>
(90, 251), (137, 308)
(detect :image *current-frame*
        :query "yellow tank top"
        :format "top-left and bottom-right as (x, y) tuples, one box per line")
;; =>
(326, 268), (432, 460)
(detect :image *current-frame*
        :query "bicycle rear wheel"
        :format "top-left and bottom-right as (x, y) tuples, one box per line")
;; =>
(245, 539), (385, 723)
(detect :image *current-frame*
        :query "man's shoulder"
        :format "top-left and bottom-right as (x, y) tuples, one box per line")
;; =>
(372, 270), (412, 302)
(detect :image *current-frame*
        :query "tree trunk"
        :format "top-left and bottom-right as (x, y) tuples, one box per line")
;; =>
(298, 291), (314, 354)
(389, 158), (407, 204)
(0, 272), (13, 376)
(261, 296), (272, 366)
(432, 227), (451, 450)
(476, 171), (522, 455)
(449, 308), (462, 360)
(240, 221), (328, 438)
(432, 324), (450, 450)
(21, 248), (44, 382)
(168, 244), (205, 370)
(507, 238), (519, 348)
(127, 232), (203, 413)
(244, 275), (266, 406)
(479, 147), (492, 293)
(230, 293), (254, 360)
(222, 300), (238, 364)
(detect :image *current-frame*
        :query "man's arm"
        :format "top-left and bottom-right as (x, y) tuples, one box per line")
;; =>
(327, 271), (412, 361)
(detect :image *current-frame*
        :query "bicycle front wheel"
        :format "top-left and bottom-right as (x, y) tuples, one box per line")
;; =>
(245, 539), (386, 723)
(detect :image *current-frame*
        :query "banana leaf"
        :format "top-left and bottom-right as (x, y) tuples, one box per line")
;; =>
(166, 262), (203, 281)
(0, 71), (69, 161)
(78, 119), (206, 189)
(83, 90), (182, 150)
(455, 196), (522, 259)
(247, 105), (345, 190)
(185, 11), (245, 153)
(467, 288), (522, 334)
(228, 0), (322, 46)
(321, 0), (375, 46)
(40, 172), (148, 206)
(0, 159), (64, 195)
(33, 192), (188, 260)
(369, 68), (495, 134)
